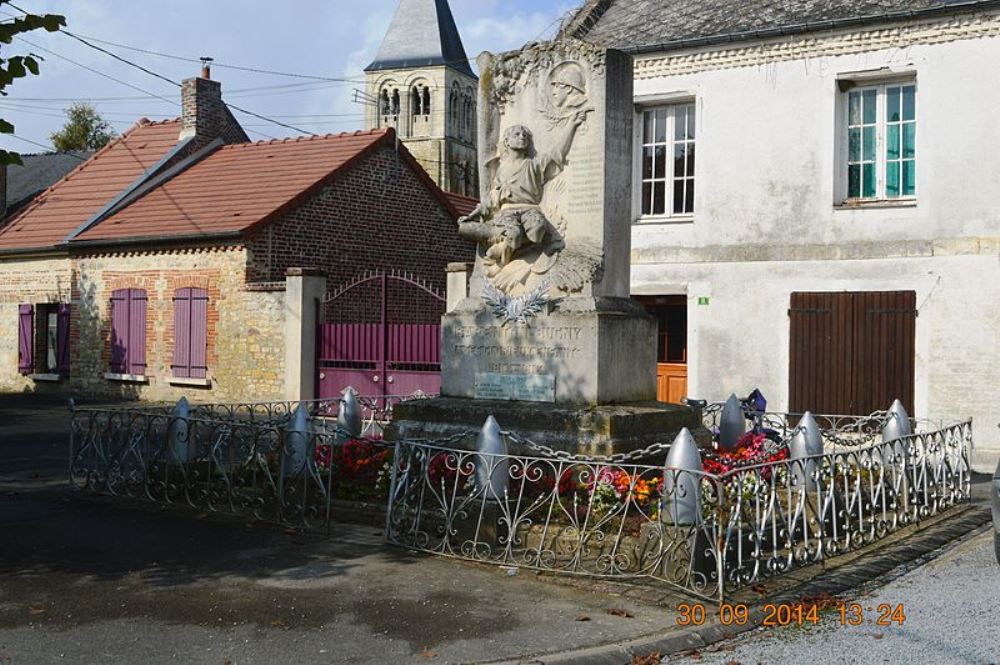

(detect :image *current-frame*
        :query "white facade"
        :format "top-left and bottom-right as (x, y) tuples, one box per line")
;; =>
(627, 13), (1000, 469)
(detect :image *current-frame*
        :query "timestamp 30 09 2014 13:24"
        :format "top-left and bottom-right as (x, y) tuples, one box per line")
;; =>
(675, 603), (907, 627)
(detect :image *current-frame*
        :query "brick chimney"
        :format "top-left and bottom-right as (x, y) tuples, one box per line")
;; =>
(179, 57), (226, 143)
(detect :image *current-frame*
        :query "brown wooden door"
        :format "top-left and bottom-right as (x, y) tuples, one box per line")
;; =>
(789, 291), (915, 416)
(657, 363), (688, 404)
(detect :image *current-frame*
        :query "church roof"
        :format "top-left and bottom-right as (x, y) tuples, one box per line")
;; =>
(561, 0), (1000, 53)
(365, 0), (475, 77)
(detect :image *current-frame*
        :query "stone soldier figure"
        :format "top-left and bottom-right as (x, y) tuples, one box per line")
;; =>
(458, 108), (590, 295)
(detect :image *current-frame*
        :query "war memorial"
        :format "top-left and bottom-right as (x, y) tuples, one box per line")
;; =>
(67, 38), (974, 606)
(390, 41), (702, 451)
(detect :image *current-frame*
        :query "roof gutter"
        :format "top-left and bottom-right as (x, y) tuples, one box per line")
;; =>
(65, 230), (242, 252)
(625, 0), (1000, 57)
(0, 246), (69, 259)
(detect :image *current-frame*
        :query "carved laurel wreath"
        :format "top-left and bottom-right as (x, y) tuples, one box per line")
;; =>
(483, 279), (550, 326)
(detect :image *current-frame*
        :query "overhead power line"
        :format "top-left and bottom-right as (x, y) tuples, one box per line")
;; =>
(14, 35), (178, 107)
(7, 133), (88, 158)
(9, 40), (314, 137)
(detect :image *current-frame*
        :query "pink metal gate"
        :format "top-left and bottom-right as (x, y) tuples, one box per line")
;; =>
(317, 271), (444, 404)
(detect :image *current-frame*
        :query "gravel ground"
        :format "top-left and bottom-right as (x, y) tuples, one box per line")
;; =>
(670, 529), (1000, 665)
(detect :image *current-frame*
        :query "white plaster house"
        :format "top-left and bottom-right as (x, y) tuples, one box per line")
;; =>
(562, 0), (1000, 470)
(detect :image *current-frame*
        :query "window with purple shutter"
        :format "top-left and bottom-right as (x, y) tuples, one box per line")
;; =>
(109, 288), (147, 376)
(56, 304), (71, 376)
(17, 304), (33, 375)
(172, 287), (208, 378)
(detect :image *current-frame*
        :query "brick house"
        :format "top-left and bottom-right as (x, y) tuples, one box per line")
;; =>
(0, 66), (474, 403)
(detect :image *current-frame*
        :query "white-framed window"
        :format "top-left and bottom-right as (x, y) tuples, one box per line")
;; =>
(637, 103), (696, 219)
(843, 81), (916, 202)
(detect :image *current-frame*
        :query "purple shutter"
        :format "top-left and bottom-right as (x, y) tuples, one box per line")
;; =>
(127, 288), (147, 376)
(18, 304), (34, 375)
(189, 288), (208, 379)
(110, 289), (128, 373)
(56, 303), (71, 376)
(172, 288), (192, 378)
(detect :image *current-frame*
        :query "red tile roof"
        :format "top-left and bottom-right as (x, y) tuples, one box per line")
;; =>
(76, 129), (462, 243)
(445, 192), (479, 217)
(0, 119), (182, 251)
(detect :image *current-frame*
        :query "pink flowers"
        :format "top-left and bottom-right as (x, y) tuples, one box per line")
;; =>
(703, 431), (788, 476)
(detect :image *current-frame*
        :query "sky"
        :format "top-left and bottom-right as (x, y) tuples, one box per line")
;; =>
(0, 0), (575, 153)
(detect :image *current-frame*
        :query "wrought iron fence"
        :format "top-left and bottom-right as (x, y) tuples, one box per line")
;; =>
(69, 398), (972, 603)
(386, 434), (724, 600)
(385, 417), (972, 602)
(68, 405), (394, 533)
(74, 391), (433, 433)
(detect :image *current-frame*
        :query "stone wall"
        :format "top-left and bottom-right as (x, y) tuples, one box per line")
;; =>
(0, 247), (286, 403)
(0, 255), (73, 394)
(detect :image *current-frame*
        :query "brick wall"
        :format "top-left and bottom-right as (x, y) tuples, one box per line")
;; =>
(244, 144), (475, 296)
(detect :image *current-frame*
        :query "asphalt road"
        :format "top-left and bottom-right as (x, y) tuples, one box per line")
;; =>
(676, 529), (1000, 665)
(0, 395), (680, 665)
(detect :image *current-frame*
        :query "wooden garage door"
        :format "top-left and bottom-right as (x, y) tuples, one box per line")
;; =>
(789, 291), (915, 416)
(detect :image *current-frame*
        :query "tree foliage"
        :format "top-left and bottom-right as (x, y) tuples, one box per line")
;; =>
(49, 102), (116, 151)
(0, 2), (66, 165)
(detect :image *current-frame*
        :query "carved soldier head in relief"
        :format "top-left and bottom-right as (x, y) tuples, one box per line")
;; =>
(548, 62), (588, 113)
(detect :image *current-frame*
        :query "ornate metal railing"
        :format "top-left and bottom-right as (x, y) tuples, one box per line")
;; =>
(700, 402), (962, 448)
(386, 433), (724, 600)
(715, 420), (971, 593)
(74, 391), (434, 434)
(385, 418), (972, 602)
(69, 400), (972, 602)
(68, 406), (394, 533)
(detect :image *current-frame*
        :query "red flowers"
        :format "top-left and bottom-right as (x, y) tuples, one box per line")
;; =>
(314, 439), (392, 498)
(703, 431), (789, 476)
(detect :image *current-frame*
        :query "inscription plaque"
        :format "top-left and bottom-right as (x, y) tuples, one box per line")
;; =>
(474, 373), (556, 403)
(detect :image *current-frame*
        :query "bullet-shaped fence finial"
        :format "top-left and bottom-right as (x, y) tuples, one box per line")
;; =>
(475, 415), (508, 501)
(663, 427), (703, 526)
(718, 393), (745, 451)
(338, 386), (362, 439)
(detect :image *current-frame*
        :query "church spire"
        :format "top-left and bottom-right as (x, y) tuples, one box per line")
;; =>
(365, 0), (474, 77)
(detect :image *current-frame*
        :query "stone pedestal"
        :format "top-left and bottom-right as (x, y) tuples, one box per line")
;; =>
(443, 296), (657, 405)
(387, 397), (704, 456)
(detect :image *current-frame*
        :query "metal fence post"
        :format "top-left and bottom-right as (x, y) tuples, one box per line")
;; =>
(663, 427), (703, 526)
(789, 411), (823, 490)
(882, 399), (912, 474)
(475, 415), (507, 501)
(168, 396), (192, 463)
(283, 402), (310, 478)
(719, 394), (744, 451)
(338, 386), (362, 440)
(67, 398), (76, 486)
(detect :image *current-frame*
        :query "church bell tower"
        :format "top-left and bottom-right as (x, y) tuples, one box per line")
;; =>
(364, 0), (478, 196)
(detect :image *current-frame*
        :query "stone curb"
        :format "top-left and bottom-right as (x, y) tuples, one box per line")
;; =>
(490, 504), (991, 665)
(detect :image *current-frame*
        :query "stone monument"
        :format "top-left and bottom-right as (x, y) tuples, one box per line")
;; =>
(389, 40), (699, 453)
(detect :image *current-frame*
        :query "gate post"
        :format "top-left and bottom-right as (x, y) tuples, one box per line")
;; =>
(446, 262), (472, 312)
(284, 268), (327, 402)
